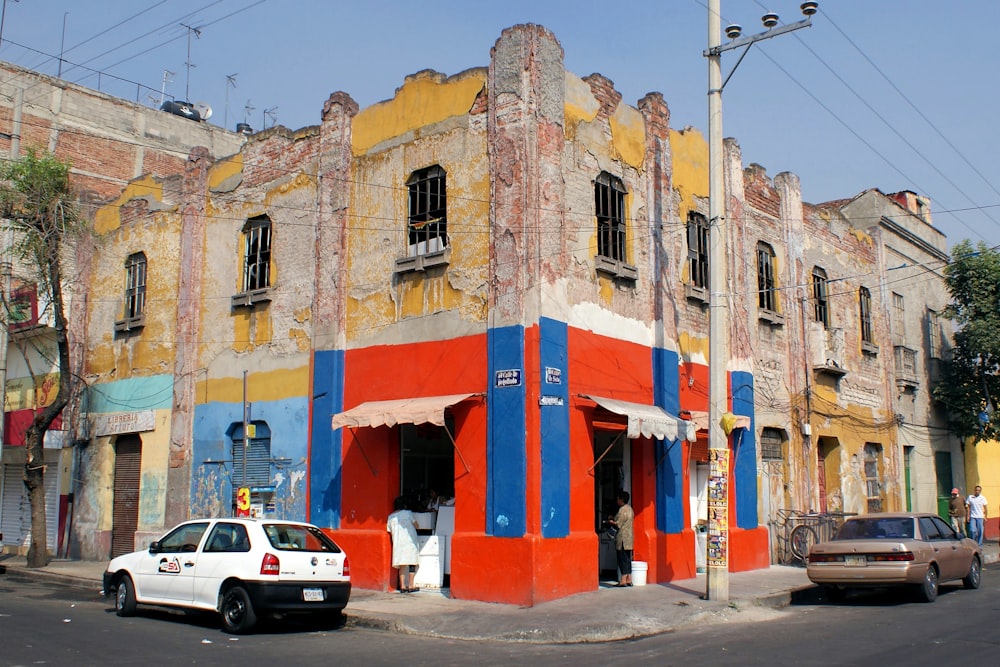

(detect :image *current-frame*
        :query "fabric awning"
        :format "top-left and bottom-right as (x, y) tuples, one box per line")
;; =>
(687, 410), (752, 434)
(583, 395), (696, 442)
(331, 393), (474, 430)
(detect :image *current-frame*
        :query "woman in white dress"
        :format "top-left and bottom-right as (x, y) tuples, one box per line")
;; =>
(387, 496), (420, 592)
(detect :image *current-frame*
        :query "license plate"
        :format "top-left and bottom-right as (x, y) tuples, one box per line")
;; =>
(845, 555), (867, 567)
(303, 588), (324, 602)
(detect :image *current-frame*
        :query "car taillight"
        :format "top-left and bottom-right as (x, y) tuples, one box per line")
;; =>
(808, 554), (841, 563)
(343, 555), (350, 577)
(261, 553), (280, 575)
(870, 552), (915, 562)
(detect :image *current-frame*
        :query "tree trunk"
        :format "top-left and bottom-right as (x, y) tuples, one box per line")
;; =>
(24, 427), (49, 567)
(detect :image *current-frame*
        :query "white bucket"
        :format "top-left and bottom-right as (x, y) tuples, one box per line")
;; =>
(632, 561), (648, 586)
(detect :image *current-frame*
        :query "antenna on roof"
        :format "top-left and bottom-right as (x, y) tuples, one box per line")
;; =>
(263, 106), (278, 130)
(181, 22), (201, 102)
(224, 73), (238, 129)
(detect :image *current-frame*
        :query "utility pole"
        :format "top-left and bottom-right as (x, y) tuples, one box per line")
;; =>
(703, 0), (817, 602)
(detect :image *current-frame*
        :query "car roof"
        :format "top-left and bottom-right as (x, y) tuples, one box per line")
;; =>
(177, 517), (317, 527)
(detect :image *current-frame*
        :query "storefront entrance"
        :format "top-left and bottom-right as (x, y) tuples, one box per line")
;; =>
(593, 429), (629, 580)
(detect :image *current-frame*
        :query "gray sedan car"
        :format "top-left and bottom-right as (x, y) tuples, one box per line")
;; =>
(806, 512), (981, 602)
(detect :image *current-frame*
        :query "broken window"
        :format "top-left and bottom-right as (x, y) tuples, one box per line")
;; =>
(757, 242), (778, 312)
(812, 266), (828, 327)
(859, 286), (874, 345)
(595, 172), (627, 262)
(407, 165), (448, 256)
(243, 216), (272, 292)
(687, 211), (709, 289)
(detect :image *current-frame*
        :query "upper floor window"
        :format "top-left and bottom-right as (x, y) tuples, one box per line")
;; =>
(892, 292), (905, 345)
(864, 442), (883, 513)
(757, 242), (778, 313)
(927, 308), (942, 359)
(859, 286), (875, 350)
(595, 172), (627, 262)
(243, 216), (272, 292)
(812, 266), (828, 327)
(124, 252), (147, 319)
(407, 165), (448, 256)
(114, 253), (146, 333)
(687, 211), (709, 290)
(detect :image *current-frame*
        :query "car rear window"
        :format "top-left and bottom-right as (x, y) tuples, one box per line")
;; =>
(836, 518), (914, 540)
(262, 524), (343, 553)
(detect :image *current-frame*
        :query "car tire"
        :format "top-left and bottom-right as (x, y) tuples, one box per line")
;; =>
(824, 585), (846, 603)
(115, 575), (137, 617)
(915, 565), (938, 603)
(962, 556), (982, 590)
(220, 585), (257, 634)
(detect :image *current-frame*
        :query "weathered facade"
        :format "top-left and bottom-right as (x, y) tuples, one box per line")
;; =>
(72, 24), (958, 604)
(0, 61), (244, 556)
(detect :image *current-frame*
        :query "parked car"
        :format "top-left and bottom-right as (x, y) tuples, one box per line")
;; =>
(806, 512), (981, 602)
(103, 518), (351, 633)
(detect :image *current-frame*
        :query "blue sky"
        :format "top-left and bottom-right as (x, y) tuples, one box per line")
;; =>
(2, 0), (997, 249)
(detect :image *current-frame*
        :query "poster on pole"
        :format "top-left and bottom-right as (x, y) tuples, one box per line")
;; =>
(706, 448), (729, 568)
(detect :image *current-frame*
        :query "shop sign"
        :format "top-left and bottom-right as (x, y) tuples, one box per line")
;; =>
(539, 395), (564, 406)
(93, 410), (156, 436)
(544, 367), (562, 384)
(495, 369), (522, 388)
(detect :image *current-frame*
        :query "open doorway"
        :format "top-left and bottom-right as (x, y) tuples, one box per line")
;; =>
(593, 429), (629, 581)
(400, 421), (456, 589)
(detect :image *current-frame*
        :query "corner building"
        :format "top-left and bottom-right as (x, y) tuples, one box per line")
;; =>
(81, 24), (931, 605)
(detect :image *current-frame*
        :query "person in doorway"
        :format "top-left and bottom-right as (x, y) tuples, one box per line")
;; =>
(965, 485), (988, 547)
(387, 496), (421, 593)
(425, 488), (441, 512)
(607, 490), (634, 587)
(948, 487), (966, 537)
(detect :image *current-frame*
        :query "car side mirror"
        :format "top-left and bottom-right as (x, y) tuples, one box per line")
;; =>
(148, 541), (161, 554)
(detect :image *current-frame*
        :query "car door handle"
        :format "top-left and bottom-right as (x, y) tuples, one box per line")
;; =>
(184, 561), (195, 567)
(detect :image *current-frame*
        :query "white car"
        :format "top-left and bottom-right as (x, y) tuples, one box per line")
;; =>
(103, 518), (351, 633)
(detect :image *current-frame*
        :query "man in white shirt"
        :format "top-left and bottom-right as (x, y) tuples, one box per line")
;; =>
(965, 485), (988, 547)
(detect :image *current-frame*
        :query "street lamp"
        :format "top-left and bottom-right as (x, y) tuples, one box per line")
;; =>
(703, 0), (817, 602)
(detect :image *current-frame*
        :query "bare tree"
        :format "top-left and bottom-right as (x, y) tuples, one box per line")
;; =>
(0, 150), (82, 567)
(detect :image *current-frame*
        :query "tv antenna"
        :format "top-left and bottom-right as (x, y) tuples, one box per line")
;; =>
(243, 99), (255, 125)
(263, 106), (278, 129)
(180, 22), (201, 101)
(224, 73), (238, 129)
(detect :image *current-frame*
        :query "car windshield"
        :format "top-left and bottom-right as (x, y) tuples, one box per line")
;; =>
(835, 517), (914, 540)
(263, 523), (342, 552)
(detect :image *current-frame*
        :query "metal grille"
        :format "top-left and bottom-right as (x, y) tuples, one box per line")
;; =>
(595, 172), (627, 262)
(231, 438), (271, 488)
(407, 165), (447, 252)
(760, 428), (784, 461)
(111, 436), (142, 558)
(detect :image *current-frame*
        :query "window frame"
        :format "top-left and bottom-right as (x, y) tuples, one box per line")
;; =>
(396, 165), (450, 273)
(114, 252), (147, 334)
(232, 216), (272, 308)
(756, 241), (783, 324)
(812, 266), (828, 328)
(594, 172), (637, 281)
(687, 211), (709, 293)
(859, 286), (877, 353)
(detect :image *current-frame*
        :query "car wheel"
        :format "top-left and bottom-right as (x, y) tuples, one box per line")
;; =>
(962, 556), (982, 590)
(824, 585), (846, 603)
(915, 565), (938, 603)
(220, 585), (257, 634)
(115, 575), (137, 617)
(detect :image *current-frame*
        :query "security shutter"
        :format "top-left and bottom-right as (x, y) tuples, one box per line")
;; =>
(1, 461), (59, 549)
(111, 436), (142, 557)
(232, 438), (270, 488)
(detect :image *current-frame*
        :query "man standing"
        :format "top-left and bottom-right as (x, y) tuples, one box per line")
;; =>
(965, 485), (988, 547)
(949, 488), (967, 537)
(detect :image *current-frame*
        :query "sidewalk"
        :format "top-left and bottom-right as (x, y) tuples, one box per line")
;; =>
(2, 540), (997, 644)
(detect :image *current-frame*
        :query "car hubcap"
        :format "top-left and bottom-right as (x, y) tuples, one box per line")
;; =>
(225, 595), (244, 624)
(117, 584), (125, 609)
